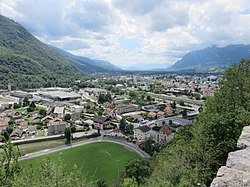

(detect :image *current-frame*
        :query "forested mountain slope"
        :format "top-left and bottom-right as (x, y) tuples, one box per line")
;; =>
(0, 14), (83, 89)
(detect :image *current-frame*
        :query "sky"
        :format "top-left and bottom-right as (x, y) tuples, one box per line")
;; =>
(1, 0), (250, 69)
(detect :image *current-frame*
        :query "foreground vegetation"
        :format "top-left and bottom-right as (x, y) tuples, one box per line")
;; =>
(144, 59), (250, 186)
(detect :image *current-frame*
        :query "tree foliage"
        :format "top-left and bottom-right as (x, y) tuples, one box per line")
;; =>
(145, 59), (250, 186)
(0, 142), (93, 187)
(64, 127), (71, 143)
(123, 158), (151, 185)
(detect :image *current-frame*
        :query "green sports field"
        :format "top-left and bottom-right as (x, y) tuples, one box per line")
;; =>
(20, 142), (141, 183)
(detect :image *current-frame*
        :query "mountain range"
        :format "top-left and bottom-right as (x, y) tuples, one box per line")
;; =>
(0, 14), (120, 88)
(169, 44), (250, 72)
(48, 45), (121, 73)
(1, 13), (250, 89)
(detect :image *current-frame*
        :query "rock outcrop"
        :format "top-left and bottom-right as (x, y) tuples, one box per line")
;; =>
(211, 126), (250, 187)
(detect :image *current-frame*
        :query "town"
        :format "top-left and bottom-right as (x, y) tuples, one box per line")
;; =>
(0, 73), (219, 155)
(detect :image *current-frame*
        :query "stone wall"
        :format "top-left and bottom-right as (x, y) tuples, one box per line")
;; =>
(210, 126), (250, 187)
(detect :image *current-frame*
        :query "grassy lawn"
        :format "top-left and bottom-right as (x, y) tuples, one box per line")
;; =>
(16, 107), (28, 114)
(20, 142), (140, 183)
(16, 139), (66, 155)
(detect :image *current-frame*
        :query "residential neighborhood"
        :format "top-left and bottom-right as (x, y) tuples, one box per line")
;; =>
(0, 74), (218, 154)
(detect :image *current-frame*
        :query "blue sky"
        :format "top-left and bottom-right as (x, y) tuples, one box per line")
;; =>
(0, 0), (250, 69)
(118, 37), (141, 50)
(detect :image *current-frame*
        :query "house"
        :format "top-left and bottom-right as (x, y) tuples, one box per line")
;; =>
(157, 112), (165, 119)
(53, 107), (65, 118)
(11, 111), (22, 119)
(164, 103), (172, 115)
(148, 112), (157, 119)
(116, 104), (138, 114)
(155, 124), (174, 143)
(142, 105), (159, 112)
(106, 128), (126, 138)
(47, 118), (67, 136)
(93, 116), (110, 130)
(71, 112), (81, 121)
(0, 110), (19, 118)
(71, 105), (84, 113)
(105, 108), (116, 118)
(155, 117), (193, 127)
(27, 125), (37, 136)
(0, 117), (10, 129)
(10, 129), (23, 140)
(31, 115), (42, 123)
(132, 115), (144, 122)
(16, 119), (28, 130)
(133, 125), (151, 141)
(168, 117), (193, 127)
(41, 115), (54, 123)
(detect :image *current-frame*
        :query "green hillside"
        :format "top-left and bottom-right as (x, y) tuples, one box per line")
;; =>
(169, 44), (250, 72)
(0, 15), (83, 89)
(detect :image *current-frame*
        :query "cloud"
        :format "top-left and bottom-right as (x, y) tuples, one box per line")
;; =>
(0, 0), (250, 68)
(66, 0), (116, 32)
(112, 0), (162, 15)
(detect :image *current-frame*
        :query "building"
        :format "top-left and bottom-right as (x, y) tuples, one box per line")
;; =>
(93, 116), (110, 130)
(116, 104), (138, 114)
(39, 91), (81, 101)
(142, 105), (159, 112)
(155, 117), (193, 127)
(70, 105), (84, 113)
(53, 107), (65, 118)
(155, 124), (174, 143)
(0, 117), (10, 129)
(47, 118), (67, 135)
(133, 75), (137, 85)
(82, 88), (107, 95)
(106, 128), (126, 138)
(71, 112), (81, 121)
(133, 125), (151, 141)
(10, 91), (33, 99)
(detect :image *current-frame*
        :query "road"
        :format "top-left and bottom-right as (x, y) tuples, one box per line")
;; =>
(19, 136), (150, 161)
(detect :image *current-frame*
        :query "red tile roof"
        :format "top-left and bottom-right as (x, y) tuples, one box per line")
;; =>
(160, 125), (172, 135)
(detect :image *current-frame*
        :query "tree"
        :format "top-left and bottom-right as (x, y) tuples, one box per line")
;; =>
(179, 100), (185, 106)
(171, 101), (176, 109)
(182, 109), (187, 118)
(27, 107), (34, 113)
(22, 97), (30, 107)
(97, 178), (107, 187)
(0, 140), (20, 185)
(121, 177), (138, 187)
(39, 108), (47, 116)
(124, 159), (151, 184)
(145, 60), (250, 186)
(64, 127), (71, 143)
(6, 126), (13, 135)
(72, 85), (79, 91)
(146, 95), (151, 102)
(119, 117), (126, 132)
(71, 125), (76, 133)
(141, 139), (162, 156)
(29, 101), (36, 109)
(2, 130), (10, 142)
(64, 114), (71, 121)
(8, 119), (15, 126)
(13, 103), (21, 109)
